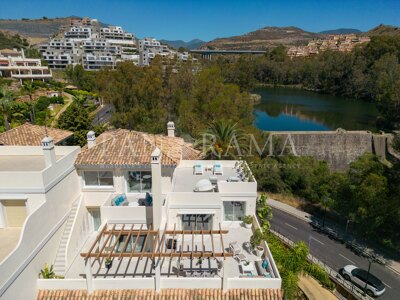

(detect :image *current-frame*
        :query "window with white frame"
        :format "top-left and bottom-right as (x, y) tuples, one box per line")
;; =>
(223, 201), (245, 221)
(83, 171), (114, 187)
(127, 171), (152, 193)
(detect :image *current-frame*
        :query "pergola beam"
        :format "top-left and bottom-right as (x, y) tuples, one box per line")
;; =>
(119, 224), (134, 260)
(81, 252), (233, 258)
(81, 223), (232, 260)
(96, 224), (116, 260)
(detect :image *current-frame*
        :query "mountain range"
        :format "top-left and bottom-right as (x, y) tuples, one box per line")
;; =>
(160, 39), (206, 50)
(319, 28), (362, 34)
(0, 17), (399, 51)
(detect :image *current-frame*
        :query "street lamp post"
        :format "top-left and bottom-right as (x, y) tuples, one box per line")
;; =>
(344, 219), (351, 240)
(364, 257), (373, 296)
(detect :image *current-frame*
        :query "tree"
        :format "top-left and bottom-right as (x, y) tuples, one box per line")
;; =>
(0, 86), (13, 130)
(57, 102), (94, 147)
(195, 120), (249, 159)
(22, 82), (38, 124)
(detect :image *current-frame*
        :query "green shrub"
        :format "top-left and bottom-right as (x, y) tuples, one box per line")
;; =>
(304, 263), (335, 290)
(243, 215), (253, 224)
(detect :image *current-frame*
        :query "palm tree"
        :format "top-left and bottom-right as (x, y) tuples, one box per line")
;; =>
(0, 87), (14, 131)
(195, 120), (249, 159)
(22, 82), (37, 124)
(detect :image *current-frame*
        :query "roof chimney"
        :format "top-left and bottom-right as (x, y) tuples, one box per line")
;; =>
(42, 136), (56, 168)
(167, 121), (175, 137)
(87, 131), (96, 149)
(151, 148), (162, 229)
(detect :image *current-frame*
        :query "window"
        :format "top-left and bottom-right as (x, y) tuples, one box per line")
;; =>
(116, 235), (146, 253)
(181, 214), (213, 231)
(84, 171), (113, 187)
(223, 201), (245, 221)
(127, 171), (152, 193)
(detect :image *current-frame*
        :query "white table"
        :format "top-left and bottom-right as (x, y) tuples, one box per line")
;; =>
(240, 261), (255, 274)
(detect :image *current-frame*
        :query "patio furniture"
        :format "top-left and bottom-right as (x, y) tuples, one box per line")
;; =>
(111, 194), (128, 206)
(229, 241), (242, 255)
(209, 176), (218, 184)
(213, 161), (223, 175)
(243, 242), (252, 253)
(227, 176), (240, 182)
(194, 161), (203, 175)
(166, 238), (177, 250)
(240, 261), (255, 275)
(145, 192), (153, 206)
(234, 253), (247, 263)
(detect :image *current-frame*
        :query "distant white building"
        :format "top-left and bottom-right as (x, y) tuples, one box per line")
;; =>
(40, 19), (138, 70)
(0, 49), (52, 83)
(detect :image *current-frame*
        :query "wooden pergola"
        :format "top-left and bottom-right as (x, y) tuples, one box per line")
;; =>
(80, 223), (234, 260)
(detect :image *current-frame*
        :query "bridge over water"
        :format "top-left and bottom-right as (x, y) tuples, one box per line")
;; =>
(189, 49), (267, 60)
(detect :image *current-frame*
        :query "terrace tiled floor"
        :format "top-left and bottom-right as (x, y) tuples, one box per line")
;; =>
(65, 224), (262, 279)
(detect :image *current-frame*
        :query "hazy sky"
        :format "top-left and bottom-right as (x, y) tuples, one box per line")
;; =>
(0, 0), (399, 41)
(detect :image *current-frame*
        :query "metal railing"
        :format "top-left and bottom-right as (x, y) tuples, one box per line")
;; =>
(269, 229), (373, 300)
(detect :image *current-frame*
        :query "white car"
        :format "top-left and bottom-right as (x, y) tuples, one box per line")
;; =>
(342, 265), (386, 297)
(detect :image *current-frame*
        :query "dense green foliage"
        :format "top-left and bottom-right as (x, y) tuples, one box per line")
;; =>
(65, 64), (96, 91)
(56, 100), (94, 147)
(195, 121), (249, 159)
(265, 233), (335, 299)
(94, 59), (253, 137)
(0, 32), (29, 49)
(252, 153), (400, 248)
(212, 35), (400, 130)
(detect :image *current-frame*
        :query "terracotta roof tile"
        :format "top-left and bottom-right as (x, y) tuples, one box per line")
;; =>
(37, 289), (282, 299)
(75, 129), (202, 167)
(0, 123), (73, 146)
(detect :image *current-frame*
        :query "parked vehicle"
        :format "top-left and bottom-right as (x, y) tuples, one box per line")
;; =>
(342, 265), (386, 297)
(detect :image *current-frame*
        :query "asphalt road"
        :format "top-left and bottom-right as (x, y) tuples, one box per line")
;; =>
(270, 208), (400, 300)
(92, 104), (112, 126)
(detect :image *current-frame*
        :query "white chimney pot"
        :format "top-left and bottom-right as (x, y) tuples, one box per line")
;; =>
(42, 136), (56, 167)
(167, 121), (175, 137)
(87, 131), (96, 149)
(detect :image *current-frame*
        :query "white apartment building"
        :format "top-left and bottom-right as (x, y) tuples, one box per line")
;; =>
(0, 49), (52, 83)
(0, 123), (281, 299)
(82, 53), (117, 70)
(40, 20), (139, 70)
(64, 26), (92, 40)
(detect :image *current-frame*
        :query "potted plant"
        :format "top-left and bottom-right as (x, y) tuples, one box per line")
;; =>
(39, 263), (64, 279)
(196, 257), (203, 266)
(243, 215), (253, 229)
(105, 258), (113, 270)
(250, 229), (264, 257)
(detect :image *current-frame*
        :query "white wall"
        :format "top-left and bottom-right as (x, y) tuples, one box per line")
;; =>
(65, 197), (91, 271)
(0, 169), (81, 300)
(100, 206), (152, 224)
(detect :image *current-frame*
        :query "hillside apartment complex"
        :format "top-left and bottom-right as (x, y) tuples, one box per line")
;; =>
(0, 123), (281, 299)
(0, 49), (52, 83)
(287, 34), (371, 58)
(39, 18), (189, 69)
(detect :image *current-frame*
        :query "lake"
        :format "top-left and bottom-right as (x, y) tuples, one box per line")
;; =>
(253, 87), (379, 131)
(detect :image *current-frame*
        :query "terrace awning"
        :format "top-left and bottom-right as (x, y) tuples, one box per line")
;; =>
(80, 223), (234, 260)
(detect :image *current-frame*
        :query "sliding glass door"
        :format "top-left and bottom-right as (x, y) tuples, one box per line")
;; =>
(181, 214), (213, 231)
(223, 201), (245, 221)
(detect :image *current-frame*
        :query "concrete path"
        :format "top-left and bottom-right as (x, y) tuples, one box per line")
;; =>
(298, 275), (338, 300)
(0, 228), (21, 262)
(51, 92), (74, 127)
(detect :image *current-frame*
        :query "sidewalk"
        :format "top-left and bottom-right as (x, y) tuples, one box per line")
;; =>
(267, 198), (400, 276)
(298, 275), (338, 300)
